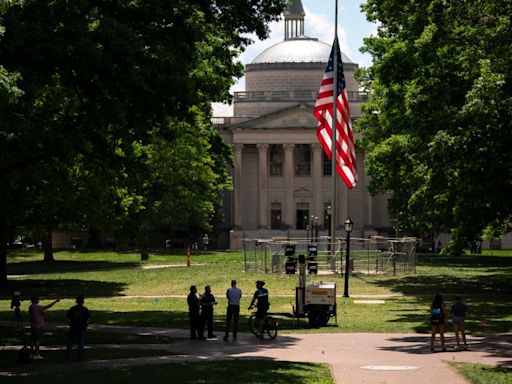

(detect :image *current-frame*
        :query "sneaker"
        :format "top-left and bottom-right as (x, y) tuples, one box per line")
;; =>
(34, 354), (44, 360)
(207, 334), (217, 339)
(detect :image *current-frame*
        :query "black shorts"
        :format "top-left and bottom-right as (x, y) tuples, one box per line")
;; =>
(255, 309), (268, 320)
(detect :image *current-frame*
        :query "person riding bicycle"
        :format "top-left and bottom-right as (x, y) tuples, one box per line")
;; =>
(248, 280), (269, 339)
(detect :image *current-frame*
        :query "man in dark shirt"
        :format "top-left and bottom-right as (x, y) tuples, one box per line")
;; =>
(65, 295), (90, 359)
(248, 280), (269, 339)
(187, 286), (203, 340)
(200, 285), (217, 338)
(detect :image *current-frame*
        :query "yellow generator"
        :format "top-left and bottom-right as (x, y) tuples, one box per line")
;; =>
(304, 282), (337, 327)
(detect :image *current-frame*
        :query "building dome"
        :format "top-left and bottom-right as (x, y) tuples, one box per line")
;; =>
(251, 37), (353, 65)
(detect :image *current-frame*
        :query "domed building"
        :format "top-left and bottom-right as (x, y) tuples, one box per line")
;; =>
(214, 0), (393, 249)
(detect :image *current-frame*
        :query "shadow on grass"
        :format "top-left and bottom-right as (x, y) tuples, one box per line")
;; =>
(7, 260), (140, 276)
(363, 256), (512, 334)
(0, 279), (127, 300)
(0, 359), (330, 384)
(378, 334), (512, 365)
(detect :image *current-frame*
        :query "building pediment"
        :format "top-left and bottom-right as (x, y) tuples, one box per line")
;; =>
(230, 103), (317, 130)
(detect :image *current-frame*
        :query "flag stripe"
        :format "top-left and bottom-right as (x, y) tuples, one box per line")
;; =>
(314, 39), (357, 189)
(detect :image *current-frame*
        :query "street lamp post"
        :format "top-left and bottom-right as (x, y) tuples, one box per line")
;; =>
(326, 205), (332, 252)
(343, 218), (353, 298)
(314, 216), (319, 243)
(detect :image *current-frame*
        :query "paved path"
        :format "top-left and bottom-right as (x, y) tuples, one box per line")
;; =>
(2, 324), (511, 383)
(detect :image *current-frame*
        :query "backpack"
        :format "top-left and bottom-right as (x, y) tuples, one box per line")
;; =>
(430, 307), (443, 324)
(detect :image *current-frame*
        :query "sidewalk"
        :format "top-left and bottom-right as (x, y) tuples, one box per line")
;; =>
(2, 324), (511, 383)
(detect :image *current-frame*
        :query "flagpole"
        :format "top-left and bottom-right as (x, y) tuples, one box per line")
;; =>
(330, 0), (338, 260)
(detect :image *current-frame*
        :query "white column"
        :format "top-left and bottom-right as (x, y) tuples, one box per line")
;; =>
(233, 144), (244, 228)
(283, 144), (295, 229)
(311, 143), (323, 221)
(257, 144), (269, 229)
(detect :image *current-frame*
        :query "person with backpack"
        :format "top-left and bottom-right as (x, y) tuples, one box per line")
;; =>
(65, 295), (91, 360)
(430, 294), (447, 352)
(451, 296), (469, 349)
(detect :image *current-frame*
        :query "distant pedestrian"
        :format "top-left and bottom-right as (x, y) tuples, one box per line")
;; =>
(451, 296), (469, 349)
(65, 295), (91, 360)
(429, 294), (447, 352)
(29, 296), (60, 359)
(202, 234), (209, 251)
(200, 285), (217, 338)
(224, 280), (242, 341)
(187, 286), (203, 340)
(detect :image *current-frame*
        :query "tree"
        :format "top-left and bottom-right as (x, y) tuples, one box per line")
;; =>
(139, 112), (232, 247)
(0, 0), (286, 282)
(358, 0), (512, 255)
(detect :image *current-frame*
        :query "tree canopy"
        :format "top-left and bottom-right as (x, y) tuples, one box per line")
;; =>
(358, 0), (512, 254)
(0, 0), (286, 281)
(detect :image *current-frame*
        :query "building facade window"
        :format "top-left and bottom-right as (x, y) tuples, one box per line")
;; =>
(269, 144), (283, 176)
(296, 202), (309, 230)
(322, 151), (332, 176)
(270, 203), (282, 229)
(294, 144), (311, 176)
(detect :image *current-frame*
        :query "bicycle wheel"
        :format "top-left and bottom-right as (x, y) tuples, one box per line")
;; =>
(265, 316), (278, 339)
(248, 314), (259, 337)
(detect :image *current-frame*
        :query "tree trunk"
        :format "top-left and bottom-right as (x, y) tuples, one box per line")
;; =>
(0, 222), (8, 283)
(43, 227), (54, 262)
(87, 228), (102, 248)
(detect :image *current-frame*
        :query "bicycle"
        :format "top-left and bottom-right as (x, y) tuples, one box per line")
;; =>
(248, 310), (278, 340)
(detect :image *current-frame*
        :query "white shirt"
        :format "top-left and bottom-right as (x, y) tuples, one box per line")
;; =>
(226, 287), (242, 305)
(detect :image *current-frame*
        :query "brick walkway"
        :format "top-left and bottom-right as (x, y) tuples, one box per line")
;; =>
(2, 323), (511, 383)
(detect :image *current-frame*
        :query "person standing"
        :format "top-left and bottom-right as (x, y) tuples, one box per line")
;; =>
(430, 294), (447, 352)
(29, 296), (60, 359)
(200, 285), (217, 338)
(451, 296), (469, 349)
(187, 286), (203, 340)
(65, 295), (91, 360)
(224, 280), (242, 341)
(248, 280), (269, 339)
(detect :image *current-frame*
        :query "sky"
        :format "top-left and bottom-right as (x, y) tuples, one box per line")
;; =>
(214, 0), (377, 116)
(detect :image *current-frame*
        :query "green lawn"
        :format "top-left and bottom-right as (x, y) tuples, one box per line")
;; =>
(452, 363), (512, 384)
(2, 249), (511, 334)
(0, 359), (334, 384)
(1, 249), (511, 382)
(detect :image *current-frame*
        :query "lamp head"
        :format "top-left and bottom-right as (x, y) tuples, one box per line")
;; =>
(344, 218), (353, 233)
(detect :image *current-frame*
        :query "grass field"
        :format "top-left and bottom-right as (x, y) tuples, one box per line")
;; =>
(1, 249), (511, 383)
(2, 249), (511, 334)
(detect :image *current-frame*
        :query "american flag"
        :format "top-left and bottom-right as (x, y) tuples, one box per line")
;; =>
(314, 39), (357, 189)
